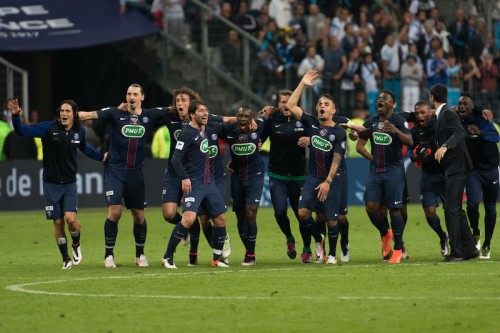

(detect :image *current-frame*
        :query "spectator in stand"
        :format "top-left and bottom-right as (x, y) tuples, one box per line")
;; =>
(401, 10), (422, 45)
(269, 0), (293, 29)
(401, 53), (423, 112)
(297, 43), (325, 99)
(288, 25), (308, 86)
(306, 3), (327, 44)
(289, 2), (307, 35)
(234, 2), (258, 34)
(360, 50), (381, 115)
(221, 29), (243, 80)
(341, 23), (359, 57)
(426, 47), (449, 88)
(119, 0), (152, 20)
(255, 2), (270, 29)
(354, 9), (376, 37)
(322, 36), (347, 101)
(479, 53), (499, 117)
(470, 0), (487, 18)
(408, 0), (436, 16)
(207, 2), (233, 82)
(469, 17), (487, 65)
(329, 6), (352, 42)
(371, 7), (392, 62)
(339, 47), (361, 118)
(163, 0), (186, 36)
(462, 54), (482, 96)
(0, 112), (12, 161)
(417, 19), (438, 65)
(435, 19), (451, 55)
(248, 0), (267, 16)
(381, 34), (402, 112)
(448, 8), (469, 63)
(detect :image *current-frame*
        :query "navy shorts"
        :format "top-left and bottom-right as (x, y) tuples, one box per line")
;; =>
(299, 174), (343, 221)
(420, 170), (446, 208)
(162, 168), (183, 204)
(231, 176), (264, 211)
(182, 182), (227, 218)
(43, 182), (77, 220)
(104, 166), (146, 209)
(269, 177), (303, 217)
(199, 175), (227, 216)
(364, 166), (405, 208)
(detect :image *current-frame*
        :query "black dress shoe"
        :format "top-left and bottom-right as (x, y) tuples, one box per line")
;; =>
(443, 256), (464, 262)
(464, 249), (480, 260)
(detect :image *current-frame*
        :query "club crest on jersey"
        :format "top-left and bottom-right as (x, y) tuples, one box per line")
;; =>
(232, 142), (256, 155)
(200, 138), (209, 153)
(122, 125), (145, 138)
(209, 145), (218, 158)
(377, 122), (384, 130)
(238, 134), (247, 141)
(251, 132), (257, 140)
(372, 132), (392, 145)
(71, 133), (80, 144)
(295, 121), (303, 128)
(311, 135), (333, 151)
(211, 133), (218, 141)
(131, 115), (139, 124)
(142, 117), (149, 124)
(319, 129), (327, 136)
(329, 134), (335, 141)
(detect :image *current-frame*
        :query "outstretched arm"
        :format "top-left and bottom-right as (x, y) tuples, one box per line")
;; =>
(287, 70), (318, 120)
(78, 111), (98, 121)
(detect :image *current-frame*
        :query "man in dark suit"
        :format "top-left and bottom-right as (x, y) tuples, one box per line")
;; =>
(431, 84), (479, 262)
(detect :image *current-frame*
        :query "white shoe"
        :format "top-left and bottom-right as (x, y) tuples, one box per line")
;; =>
(181, 234), (190, 246)
(479, 247), (491, 259)
(474, 234), (481, 251)
(222, 234), (232, 259)
(71, 244), (82, 265)
(104, 255), (116, 268)
(326, 255), (337, 265)
(440, 233), (450, 257)
(340, 244), (350, 263)
(315, 234), (325, 263)
(135, 254), (149, 267)
(62, 259), (72, 270)
(212, 259), (230, 267)
(161, 257), (177, 269)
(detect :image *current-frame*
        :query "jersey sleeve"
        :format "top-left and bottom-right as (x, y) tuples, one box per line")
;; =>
(12, 116), (52, 137)
(78, 127), (103, 161)
(333, 128), (347, 155)
(171, 127), (194, 179)
(208, 113), (224, 125)
(96, 107), (116, 121)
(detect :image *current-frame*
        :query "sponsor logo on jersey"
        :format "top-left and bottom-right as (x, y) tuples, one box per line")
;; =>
(209, 145), (218, 158)
(232, 142), (257, 155)
(372, 132), (392, 145)
(121, 125), (145, 138)
(200, 138), (209, 153)
(311, 135), (333, 151)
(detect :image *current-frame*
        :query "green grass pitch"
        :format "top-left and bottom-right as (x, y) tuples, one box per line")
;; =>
(0, 205), (499, 333)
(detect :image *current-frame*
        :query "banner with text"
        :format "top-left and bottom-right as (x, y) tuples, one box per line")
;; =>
(0, 0), (159, 51)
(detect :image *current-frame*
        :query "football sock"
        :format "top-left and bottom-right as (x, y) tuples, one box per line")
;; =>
(426, 215), (446, 239)
(298, 224), (308, 247)
(367, 211), (387, 235)
(237, 223), (249, 250)
(316, 220), (327, 239)
(302, 246), (312, 254)
(466, 206), (480, 235)
(484, 202), (496, 247)
(300, 215), (320, 245)
(69, 231), (80, 245)
(327, 224), (339, 257)
(275, 214), (292, 238)
(189, 219), (201, 254)
(164, 223), (188, 259)
(133, 219), (147, 257)
(338, 218), (349, 248)
(202, 224), (214, 248)
(212, 226), (226, 260)
(247, 221), (257, 255)
(57, 237), (70, 261)
(104, 218), (118, 258)
(390, 212), (404, 250)
(165, 212), (182, 225)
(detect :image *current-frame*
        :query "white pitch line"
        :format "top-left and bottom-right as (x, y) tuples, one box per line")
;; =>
(6, 272), (500, 301)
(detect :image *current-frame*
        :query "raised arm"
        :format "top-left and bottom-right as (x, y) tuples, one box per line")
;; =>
(287, 70), (318, 120)
(78, 111), (98, 121)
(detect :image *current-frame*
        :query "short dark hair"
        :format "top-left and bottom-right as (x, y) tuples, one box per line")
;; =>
(459, 92), (474, 102)
(414, 100), (429, 110)
(380, 90), (396, 103)
(429, 84), (447, 103)
(318, 94), (335, 104)
(278, 90), (292, 98)
(129, 83), (144, 95)
(188, 100), (206, 115)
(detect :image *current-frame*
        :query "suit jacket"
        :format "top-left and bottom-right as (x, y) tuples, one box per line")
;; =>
(434, 104), (473, 176)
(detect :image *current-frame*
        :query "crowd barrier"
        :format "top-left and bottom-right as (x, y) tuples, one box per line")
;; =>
(0, 158), (428, 212)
